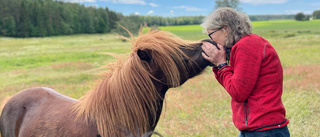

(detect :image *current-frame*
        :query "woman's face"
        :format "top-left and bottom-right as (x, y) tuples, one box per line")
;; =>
(207, 27), (227, 47)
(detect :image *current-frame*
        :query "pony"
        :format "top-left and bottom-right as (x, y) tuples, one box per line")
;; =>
(0, 30), (211, 137)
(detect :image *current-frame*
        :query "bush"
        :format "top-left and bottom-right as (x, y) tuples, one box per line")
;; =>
(295, 12), (306, 21)
(312, 10), (320, 19)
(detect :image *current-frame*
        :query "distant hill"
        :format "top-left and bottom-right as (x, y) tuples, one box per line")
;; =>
(249, 15), (295, 21)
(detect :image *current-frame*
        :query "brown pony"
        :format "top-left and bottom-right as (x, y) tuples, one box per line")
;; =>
(0, 30), (210, 137)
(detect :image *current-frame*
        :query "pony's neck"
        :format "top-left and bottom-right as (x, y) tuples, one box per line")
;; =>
(148, 81), (169, 131)
(73, 70), (169, 136)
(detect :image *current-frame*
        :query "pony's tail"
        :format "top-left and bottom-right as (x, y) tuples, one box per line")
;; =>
(0, 96), (11, 137)
(0, 96), (12, 116)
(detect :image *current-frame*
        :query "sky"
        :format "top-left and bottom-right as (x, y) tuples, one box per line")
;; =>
(61, 0), (320, 17)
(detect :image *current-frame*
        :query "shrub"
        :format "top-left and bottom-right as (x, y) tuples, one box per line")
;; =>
(295, 12), (306, 21)
(312, 10), (320, 19)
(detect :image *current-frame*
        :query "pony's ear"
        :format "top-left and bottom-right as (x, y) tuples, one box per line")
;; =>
(137, 49), (152, 62)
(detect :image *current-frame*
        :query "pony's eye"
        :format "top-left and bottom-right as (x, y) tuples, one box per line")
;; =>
(184, 59), (190, 64)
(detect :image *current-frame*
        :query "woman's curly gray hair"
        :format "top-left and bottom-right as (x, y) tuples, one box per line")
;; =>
(201, 7), (252, 48)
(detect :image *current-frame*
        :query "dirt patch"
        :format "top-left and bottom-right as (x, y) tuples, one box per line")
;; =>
(284, 65), (320, 90)
(51, 62), (92, 70)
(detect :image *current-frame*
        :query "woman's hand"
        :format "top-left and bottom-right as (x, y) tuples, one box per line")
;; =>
(201, 42), (227, 66)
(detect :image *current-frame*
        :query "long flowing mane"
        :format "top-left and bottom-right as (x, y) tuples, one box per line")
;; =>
(73, 30), (196, 136)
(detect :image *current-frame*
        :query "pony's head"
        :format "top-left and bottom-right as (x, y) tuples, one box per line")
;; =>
(132, 30), (210, 89)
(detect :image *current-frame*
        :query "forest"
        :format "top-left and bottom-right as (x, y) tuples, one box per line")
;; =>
(0, 0), (120, 37)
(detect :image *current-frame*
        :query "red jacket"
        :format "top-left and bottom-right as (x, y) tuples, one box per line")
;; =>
(213, 34), (289, 131)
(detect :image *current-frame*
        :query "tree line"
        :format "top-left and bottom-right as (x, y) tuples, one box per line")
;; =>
(249, 15), (295, 21)
(0, 0), (122, 37)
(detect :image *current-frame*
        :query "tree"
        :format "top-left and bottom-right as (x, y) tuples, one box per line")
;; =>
(112, 15), (141, 39)
(6, 16), (16, 36)
(215, 0), (242, 11)
(312, 10), (320, 19)
(295, 12), (306, 21)
(16, 0), (30, 37)
(30, 0), (42, 37)
(96, 8), (110, 33)
(106, 7), (119, 30)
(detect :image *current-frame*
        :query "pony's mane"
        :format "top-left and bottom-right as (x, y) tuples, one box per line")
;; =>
(73, 30), (197, 136)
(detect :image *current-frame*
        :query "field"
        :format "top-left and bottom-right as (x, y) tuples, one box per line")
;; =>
(1, 20), (320, 136)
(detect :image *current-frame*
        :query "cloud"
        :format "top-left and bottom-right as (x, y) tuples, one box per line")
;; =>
(86, 4), (98, 7)
(285, 10), (312, 15)
(101, 0), (146, 5)
(170, 10), (174, 15)
(170, 10), (174, 16)
(240, 0), (288, 5)
(147, 10), (154, 15)
(303, 11), (313, 14)
(309, 2), (320, 7)
(59, 0), (96, 3)
(285, 10), (301, 14)
(149, 3), (159, 7)
(134, 12), (140, 15)
(173, 6), (204, 11)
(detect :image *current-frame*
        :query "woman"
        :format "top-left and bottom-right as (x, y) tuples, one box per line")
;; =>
(201, 7), (290, 137)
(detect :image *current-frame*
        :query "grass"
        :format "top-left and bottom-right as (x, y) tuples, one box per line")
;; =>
(0, 34), (130, 99)
(1, 20), (320, 136)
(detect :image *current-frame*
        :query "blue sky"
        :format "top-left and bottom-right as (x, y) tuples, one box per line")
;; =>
(62, 0), (320, 17)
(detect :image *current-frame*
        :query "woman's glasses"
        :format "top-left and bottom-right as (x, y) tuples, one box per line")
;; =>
(208, 27), (223, 40)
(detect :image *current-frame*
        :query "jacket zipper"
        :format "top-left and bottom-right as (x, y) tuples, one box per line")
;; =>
(244, 100), (249, 126)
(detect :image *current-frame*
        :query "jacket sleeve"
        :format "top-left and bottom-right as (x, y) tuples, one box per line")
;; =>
(214, 42), (263, 103)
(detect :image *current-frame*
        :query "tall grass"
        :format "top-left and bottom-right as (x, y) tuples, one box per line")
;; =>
(1, 20), (320, 136)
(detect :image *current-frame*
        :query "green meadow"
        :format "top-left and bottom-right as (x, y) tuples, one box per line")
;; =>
(1, 20), (320, 136)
